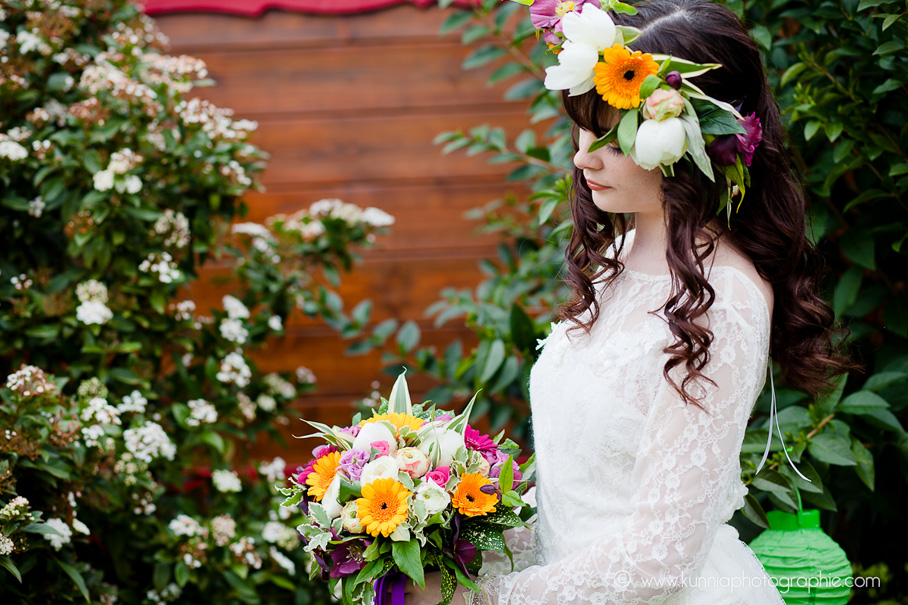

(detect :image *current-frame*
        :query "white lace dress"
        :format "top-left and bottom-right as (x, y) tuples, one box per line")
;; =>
(472, 234), (785, 605)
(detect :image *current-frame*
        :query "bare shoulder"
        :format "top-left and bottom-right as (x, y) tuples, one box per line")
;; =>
(710, 237), (774, 318)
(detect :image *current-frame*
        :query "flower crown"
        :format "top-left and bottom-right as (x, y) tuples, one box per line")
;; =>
(514, 0), (762, 213)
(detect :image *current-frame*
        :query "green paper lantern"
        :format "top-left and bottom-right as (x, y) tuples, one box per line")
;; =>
(750, 509), (852, 604)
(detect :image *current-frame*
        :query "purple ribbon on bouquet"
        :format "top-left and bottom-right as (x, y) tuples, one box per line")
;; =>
(373, 572), (407, 605)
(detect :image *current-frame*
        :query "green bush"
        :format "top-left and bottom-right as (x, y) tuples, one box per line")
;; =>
(352, 0), (908, 598)
(0, 1), (391, 601)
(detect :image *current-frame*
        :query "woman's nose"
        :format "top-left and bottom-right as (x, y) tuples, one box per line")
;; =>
(573, 145), (603, 171)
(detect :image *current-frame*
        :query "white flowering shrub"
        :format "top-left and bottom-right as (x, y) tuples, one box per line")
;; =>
(0, 1), (392, 602)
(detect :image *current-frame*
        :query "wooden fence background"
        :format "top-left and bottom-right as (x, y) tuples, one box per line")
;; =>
(151, 4), (530, 461)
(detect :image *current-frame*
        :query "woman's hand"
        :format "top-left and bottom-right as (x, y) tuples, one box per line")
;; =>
(402, 571), (473, 605)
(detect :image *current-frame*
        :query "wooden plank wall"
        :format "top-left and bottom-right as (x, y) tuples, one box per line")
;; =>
(151, 6), (530, 462)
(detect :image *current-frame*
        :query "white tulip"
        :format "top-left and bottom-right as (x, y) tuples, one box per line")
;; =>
(544, 42), (600, 96)
(417, 428), (464, 468)
(561, 4), (617, 51)
(359, 456), (400, 486)
(351, 422), (398, 456)
(321, 475), (343, 519)
(631, 117), (688, 170)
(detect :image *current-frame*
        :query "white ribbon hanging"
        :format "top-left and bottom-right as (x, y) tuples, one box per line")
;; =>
(754, 358), (811, 482)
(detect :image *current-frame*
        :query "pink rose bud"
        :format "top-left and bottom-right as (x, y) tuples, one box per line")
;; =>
(642, 88), (684, 122)
(370, 441), (390, 458)
(425, 466), (450, 488)
(396, 447), (430, 479)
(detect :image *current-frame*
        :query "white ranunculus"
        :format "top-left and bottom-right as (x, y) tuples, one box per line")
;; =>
(341, 501), (364, 533)
(561, 4), (617, 51)
(396, 447), (430, 479)
(359, 456), (400, 486)
(321, 475), (343, 519)
(413, 481), (450, 516)
(417, 428), (464, 468)
(351, 422), (398, 456)
(631, 117), (688, 170)
(544, 42), (599, 96)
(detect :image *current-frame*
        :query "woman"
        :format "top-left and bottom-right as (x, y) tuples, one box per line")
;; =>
(407, 0), (851, 602)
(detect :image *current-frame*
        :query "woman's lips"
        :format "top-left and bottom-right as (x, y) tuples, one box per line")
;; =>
(586, 178), (610, 191)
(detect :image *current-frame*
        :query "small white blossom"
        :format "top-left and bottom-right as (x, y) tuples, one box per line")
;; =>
(174, 300), (196, 321)
(153, 210), (190, 248)
(222, 295), (249, 320)
(169, 514), (205, 538)
(10, 274), (32, 291)
(0, 535), (13, 556)
(28, 196), (45, 217)
(81, 397), (121, 426)
(0, 496), (30, 519)
(216, 352), (251, 387)
(212, 469), (242, 493)
(117, 390), (147, 414)
(361, 207), (395, 227)
(219, 318), (248, 345)
(264, 373), (295, 399)
(211, 515), (236, 546)
(295, 366), (316, 384)
(261, 521), (286, 544)
(123, 422), (176, 463)
(258, 457), (286, 483)
(93, 169), (115, 192)
(267, 315), (283, 331)
(232, 222), (273, 240)
(122, 175), (142, 194)
(139, 252), (180, 284)
(256, 395), (276, 412)
(43, 518), (73, 550)
(186, 399), (217, 427)
(76, 300), (113, 325)
(269, 547), (296, 574)
(81, 424), (106, 447)
(0, 140), (28, 161)
(76, 280), (108, 303)
(16, 30), (51, 55)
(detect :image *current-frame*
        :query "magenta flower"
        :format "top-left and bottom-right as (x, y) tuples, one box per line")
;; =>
(708, 113), (763, 167)
(329, 539), (372, 578)
(425, 466), (450, 488)
(370, 440), (390, 458)
(296, 460), (316, 486)
(530, 0), (598, 33)
(490, 458), (523, 483)
(464, 425), (497, 454)
(338, 448), (370, 482)
(312, 444), (338, 459)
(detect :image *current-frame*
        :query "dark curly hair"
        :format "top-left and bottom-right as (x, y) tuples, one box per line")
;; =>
(560, 0), (854, 405)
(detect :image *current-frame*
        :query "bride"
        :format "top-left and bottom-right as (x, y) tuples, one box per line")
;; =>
(406, 0), (851, 602)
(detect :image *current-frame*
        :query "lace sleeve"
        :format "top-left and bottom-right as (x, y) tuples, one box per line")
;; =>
(470, 272), (770, 605)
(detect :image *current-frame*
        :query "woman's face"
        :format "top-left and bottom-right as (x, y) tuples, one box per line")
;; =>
(573, 127), (664, 215)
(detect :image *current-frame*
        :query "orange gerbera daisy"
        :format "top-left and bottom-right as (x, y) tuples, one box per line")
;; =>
(593, 45), (659, 110)
(356, 478), (411, 537)
(360, 413), (424, 434)
(305, 451), (341, 501)
(451, 472), (498, 517)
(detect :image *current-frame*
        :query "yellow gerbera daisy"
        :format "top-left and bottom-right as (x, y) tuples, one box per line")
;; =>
(593, 45), (659, 110)
(360, 413), (424, 434)
(356, 478), (411, 537)
(451, 472), (498, 517)
(305, 451), (341, 502)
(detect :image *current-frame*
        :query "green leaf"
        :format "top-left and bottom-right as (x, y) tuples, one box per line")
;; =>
(54, 559), (90, 603)
(199, 430), (225, 454)
(397, 321), (421, 353)
(804, 120), (822, 141)
(751, 469), (792, 493)
(814, 373), (847, 417)
(851, 438), (874, 490)
(809, 428), (857, 466)
(462, 25), (491, 44)
(833, 266), (863, 317)
(837, 390), (890, 414)
(882, 13), (902, 29)
(0, 557), (22, 583)
(750, 24), (772, 50)
(699, 110), (746, 136)
(617, 110), (638, 154)
(440, 11), (472, 34)
(873, 78), (902, 95)
(638, 75), (663, 101)
(538, 197), (559, 226)
(509, 303), (537, 354)
(873, 40), (904, 55)
(499, 454), (515, 493)
(840, 230), (875, 269)
(174, 561), (190, 587)
(857, 0), (891, 10)
(392, 539), (425, 587)
(740, 493), (769, 528)
(462, 45), (507, 70)
(480, 339), (506, 384)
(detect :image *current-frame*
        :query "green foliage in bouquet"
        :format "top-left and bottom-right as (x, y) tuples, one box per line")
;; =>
(0, 1), (390, 601)
(350, 0), (908, 597)
(279, 372), (536, 605)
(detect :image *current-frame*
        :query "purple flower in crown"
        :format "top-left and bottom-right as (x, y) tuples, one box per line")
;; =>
(490, 458), (523, 483)
(328, 538), (372, 578)
(530, 0), (599, 39)
(708, 113), (763, 167)
(338, 448), (370, 482)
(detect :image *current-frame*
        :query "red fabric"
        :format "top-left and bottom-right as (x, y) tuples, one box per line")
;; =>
(143, 0), (445, 15)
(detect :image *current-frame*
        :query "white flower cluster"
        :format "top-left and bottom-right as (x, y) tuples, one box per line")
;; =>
(146, 583), (181, 604)
(212, 469), (242, 493)
(228, 536), (262, 569)
(186, 399), (217, 427)
(81, 397), (122, 426)
(269, 547), (296, 574)
(174, 97), (254, 144)
(295, 366), (317, 384)
(0, 140), (28, 161)
(216, 352), (251, 387)
(28, 196), (45, 217)
(139, 252), (180, 284)
(140, 53), (208, 94)
(123, 422), (176, 463)
(109, 149), (143, 174)
(114, 452), (148, 487)
(132, 490), (157, 515)
(10, 274), (32, 291)
(17, 30), (51, 55)
(256, 394), (276, 412)
(117, 390), (147, 414)
(211, 514), (236, 547)
(93, 170), (141, 195)
(219, 318), (248, 345)
(308, 198), (395, 228)
(81, 424), (107, 448)
(218, 159), (252, 187)
(222, 295), (250, 320)
(267, 315), (283, 331)
(153, 209), (190, 249)
(258, 457), (286, 483)
(79, 60), (157, 102)
(261, 521), (288, 544)
(5, 365), (55, 397)
(263, 373), (295, 399)
(361, 207), (395, 227)
(0, 496), (31, 520)
(75, 279), (113, 325)
(231, 222), (273, 240)
(173, 300), (196, 321)
(0, 535), (13, 556)
(43, 518), (73, 551)
(237, 393), (256, 422)
(168, 514), (206, 538)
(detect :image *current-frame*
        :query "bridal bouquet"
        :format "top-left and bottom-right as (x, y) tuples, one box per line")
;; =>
(279, 372), (535, 605)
